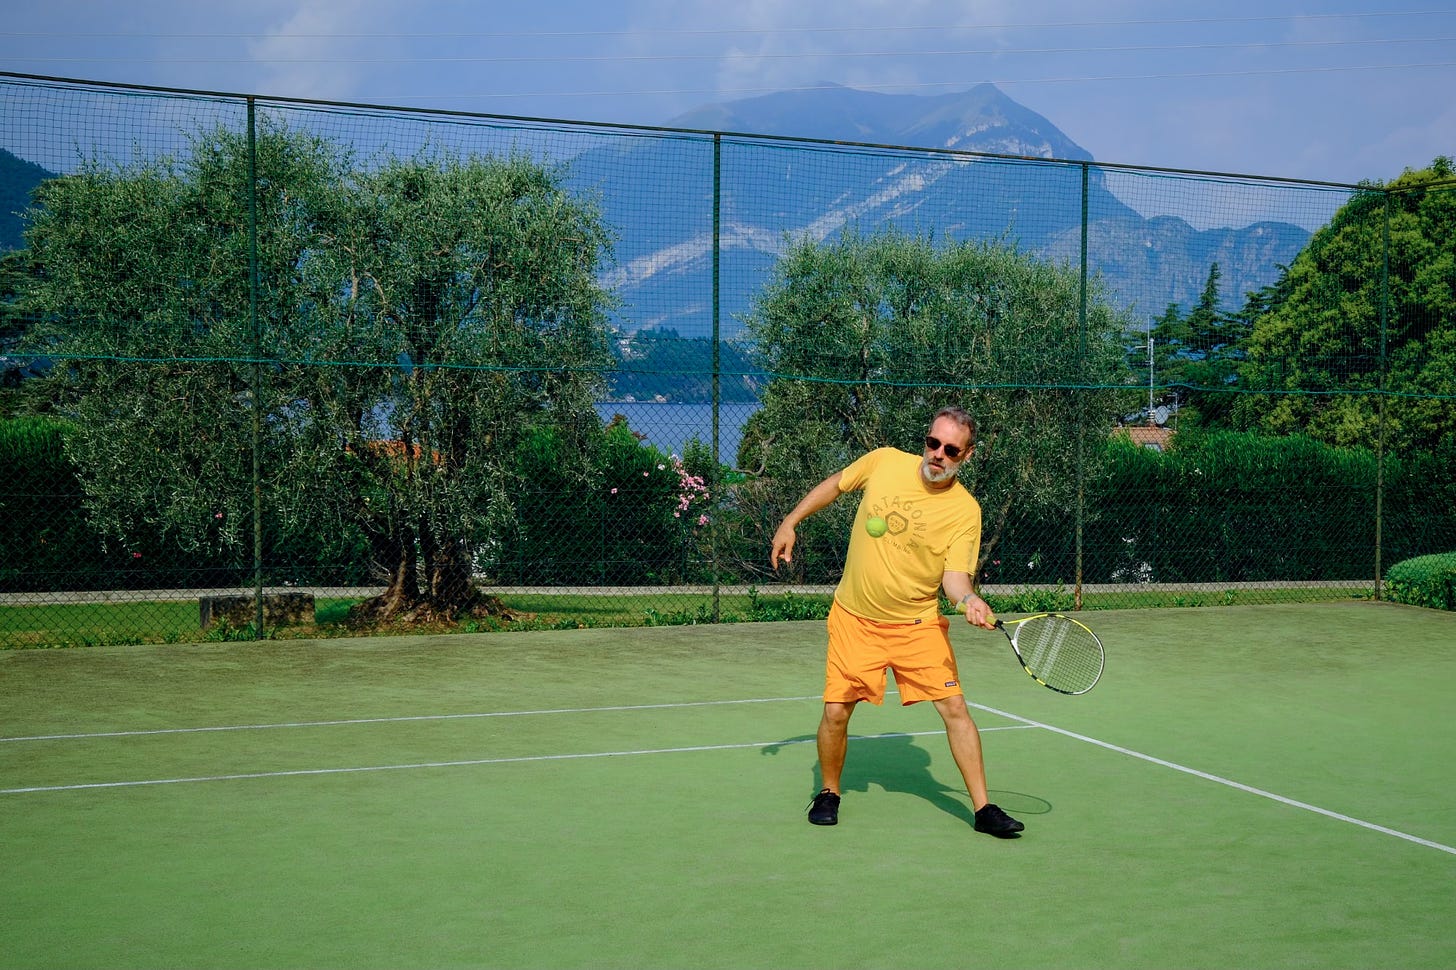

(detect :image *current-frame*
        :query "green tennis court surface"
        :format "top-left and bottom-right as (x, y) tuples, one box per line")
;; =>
(4, 602), (1454, 969)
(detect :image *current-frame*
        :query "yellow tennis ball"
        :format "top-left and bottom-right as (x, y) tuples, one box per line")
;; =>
(865, 516), (888, 537)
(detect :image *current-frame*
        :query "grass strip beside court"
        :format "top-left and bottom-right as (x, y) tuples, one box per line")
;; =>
(1, 584), (1373, 648)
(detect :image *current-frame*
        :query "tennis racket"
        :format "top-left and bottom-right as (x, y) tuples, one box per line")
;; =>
(991, 612), (1104, 695)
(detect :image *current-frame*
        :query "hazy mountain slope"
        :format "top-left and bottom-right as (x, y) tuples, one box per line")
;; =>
(570, 83), (1306, 338)
(0, 148), (53, 250)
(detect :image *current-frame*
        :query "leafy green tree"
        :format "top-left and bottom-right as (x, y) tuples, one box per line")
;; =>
(20, 120), (615, 620)
(1198, 269), (1291, 428)
(19, 119), (341, 588)
(1142, 263), (1257, 428)
(0, 248), (44, 418)
(737, 228), (1134, 583)
(1184, 262), (1227, 352)
(0, 249), (34, 348)
(492, 418), (693, 587)
(279, 152), (615, 621)
(1232, 158), (1456, 452)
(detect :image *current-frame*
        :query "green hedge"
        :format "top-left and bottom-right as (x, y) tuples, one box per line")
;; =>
(0, 416), (104, 590)
(0, 417), (247, 591)
(0, 414), (384, 592)
(986, 431), (1456, 588)
(1385, 553), (1456, 611)
(5, 413), (1455, 595)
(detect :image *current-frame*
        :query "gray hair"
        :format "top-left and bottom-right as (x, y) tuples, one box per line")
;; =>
(931, 405), (977, 443)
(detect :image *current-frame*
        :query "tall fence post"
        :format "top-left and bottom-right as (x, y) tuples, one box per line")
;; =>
(246, 98), (265, 637)
(1374, 189), (1391, 600)
(711, 133), (722, 621)
(1074, 163), (1090, 611)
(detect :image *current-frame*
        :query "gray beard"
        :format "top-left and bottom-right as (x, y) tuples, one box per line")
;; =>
(921, 457), (959, 484)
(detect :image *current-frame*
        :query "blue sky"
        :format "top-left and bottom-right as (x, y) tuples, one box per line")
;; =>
(1, 0), (1452, 186)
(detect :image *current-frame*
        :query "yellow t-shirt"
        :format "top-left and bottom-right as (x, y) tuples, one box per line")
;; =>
(834, 447), (983, 623)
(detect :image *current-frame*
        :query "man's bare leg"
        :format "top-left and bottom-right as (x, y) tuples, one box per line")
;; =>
(932, 695), (990, 809)
(933, 694), (1024, 835)
(816, 701), (858, 793)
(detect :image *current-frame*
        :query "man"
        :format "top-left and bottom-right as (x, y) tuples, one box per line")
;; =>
(770, 405), (1024, 837)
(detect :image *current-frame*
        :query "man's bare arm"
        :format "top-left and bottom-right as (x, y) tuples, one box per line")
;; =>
(770, 472), (844, 568)
(943, 570), (996, 629)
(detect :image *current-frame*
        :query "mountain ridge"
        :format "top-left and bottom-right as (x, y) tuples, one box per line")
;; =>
(0, 86), (1311, 342)
(575, 83), (1307, 338)
(666, 82), (1095, 162)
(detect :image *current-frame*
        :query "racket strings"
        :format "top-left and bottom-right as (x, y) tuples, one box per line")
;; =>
(1015, 615), (1103, 693)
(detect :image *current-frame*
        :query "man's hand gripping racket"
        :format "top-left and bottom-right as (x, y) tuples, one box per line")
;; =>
(988, 612), (1105, 696)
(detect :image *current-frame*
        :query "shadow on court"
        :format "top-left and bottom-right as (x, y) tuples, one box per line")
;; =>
(763, 732), (1052, 824)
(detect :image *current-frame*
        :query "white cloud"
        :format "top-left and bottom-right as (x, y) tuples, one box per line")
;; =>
(248, 0), (405, 102)
(1350, 98), (1456, 182)
(618, 0), (1034, 107)
(2, 0), (1451, 184)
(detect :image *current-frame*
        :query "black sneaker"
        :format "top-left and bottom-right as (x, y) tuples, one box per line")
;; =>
(807, 788), (840, 825)
(973, 802), (1024, 838)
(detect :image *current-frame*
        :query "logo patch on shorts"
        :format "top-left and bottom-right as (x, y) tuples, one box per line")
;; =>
(944, 680), (958, 688)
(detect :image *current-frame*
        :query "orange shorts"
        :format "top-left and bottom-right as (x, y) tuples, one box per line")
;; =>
(824, 600), (962, 706)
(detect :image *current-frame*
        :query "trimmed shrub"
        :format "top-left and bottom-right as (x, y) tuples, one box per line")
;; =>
(1385, 553), (1456, 611)
(0, 416), (102, 591)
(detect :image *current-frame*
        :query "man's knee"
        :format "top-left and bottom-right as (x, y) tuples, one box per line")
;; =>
(821, 701), (857, 730)
(932, 694), (973, 724)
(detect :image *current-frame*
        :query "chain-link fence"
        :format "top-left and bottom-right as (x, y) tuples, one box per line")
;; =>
(2, 73), (1453, 647)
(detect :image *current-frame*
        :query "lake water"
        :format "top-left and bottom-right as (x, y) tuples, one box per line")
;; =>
(593, 401), (760, 465)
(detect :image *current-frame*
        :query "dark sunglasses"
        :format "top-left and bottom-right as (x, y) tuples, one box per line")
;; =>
(923, 435), (968, 460)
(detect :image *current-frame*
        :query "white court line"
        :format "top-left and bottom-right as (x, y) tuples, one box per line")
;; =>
(969, 701), (1456, 857)
(9, 692), (1454, 858)
(0, 726), (1037, 794)
(0, 695), (826, 743)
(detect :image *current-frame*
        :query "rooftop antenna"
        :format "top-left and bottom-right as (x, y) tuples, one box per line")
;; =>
(1148, 332), (1154, 417)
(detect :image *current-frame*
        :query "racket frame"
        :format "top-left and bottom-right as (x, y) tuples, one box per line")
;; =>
(993, 612), (1105, 695)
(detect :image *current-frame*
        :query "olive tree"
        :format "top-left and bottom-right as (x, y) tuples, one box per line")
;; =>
(284, 151), (615, 621)
(20, 119), (347, 588)
(735, 228), (1133, 585)
(21, 118), (614, 621)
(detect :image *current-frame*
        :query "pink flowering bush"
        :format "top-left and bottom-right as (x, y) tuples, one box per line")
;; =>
(671, 455), (711, 527)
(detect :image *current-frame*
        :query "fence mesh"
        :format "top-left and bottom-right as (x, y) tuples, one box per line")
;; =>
(1, 74), (1452, 647)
